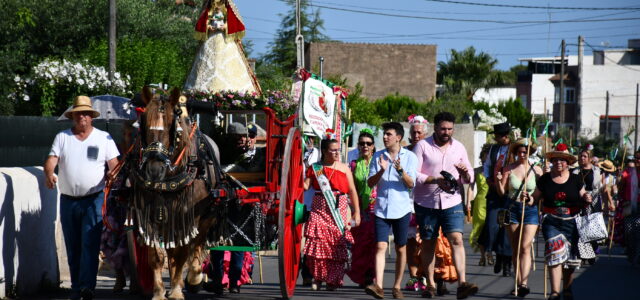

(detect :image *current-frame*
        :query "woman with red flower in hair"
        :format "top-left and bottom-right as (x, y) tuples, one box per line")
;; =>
(531, 144), (592, 300)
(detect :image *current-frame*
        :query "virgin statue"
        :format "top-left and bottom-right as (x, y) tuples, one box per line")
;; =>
(184, 0), (261, 94)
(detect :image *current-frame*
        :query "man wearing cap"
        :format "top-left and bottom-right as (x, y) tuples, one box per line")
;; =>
(479, 122), (513, 277)
(222, 122), (265, 173)
(44, 96), (119, 300)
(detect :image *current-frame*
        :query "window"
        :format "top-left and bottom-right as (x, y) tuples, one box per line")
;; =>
(554, 87), (575, 103)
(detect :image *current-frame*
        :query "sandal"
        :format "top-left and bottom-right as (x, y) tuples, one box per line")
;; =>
(517, 284), (530, 298)
(478, 255), (486, 266)
(486, 253), (495, 266)
(548, 292), (561, 300)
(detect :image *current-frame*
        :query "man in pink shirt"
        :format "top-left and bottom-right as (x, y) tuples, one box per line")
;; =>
(412, 112), (478, 299)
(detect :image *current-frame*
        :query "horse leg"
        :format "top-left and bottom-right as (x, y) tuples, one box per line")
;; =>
(185, 244), (205, 293)
(167, 247), (188, 300)
(149, 247), (167, 300)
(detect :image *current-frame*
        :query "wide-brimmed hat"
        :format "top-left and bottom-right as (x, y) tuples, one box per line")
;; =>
(64, 96), (100, 119)
(598, 159), (616, 173)
(509, 138), (538, 155)
(490, 122), (512, 135)
(545, 143), (577, 165)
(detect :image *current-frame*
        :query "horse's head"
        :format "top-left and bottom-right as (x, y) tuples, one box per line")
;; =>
(139, 86), (191, 181)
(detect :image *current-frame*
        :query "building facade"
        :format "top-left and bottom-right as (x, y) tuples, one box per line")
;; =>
(516, 39), (640, 144)
(306, 42), (437, 101)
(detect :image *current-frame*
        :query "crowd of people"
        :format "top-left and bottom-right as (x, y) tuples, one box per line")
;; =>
(298, 112), (639, 300)
(44, 97), (639, 300)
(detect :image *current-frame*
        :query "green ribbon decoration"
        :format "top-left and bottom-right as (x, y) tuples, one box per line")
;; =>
(554, 138), (564, 147)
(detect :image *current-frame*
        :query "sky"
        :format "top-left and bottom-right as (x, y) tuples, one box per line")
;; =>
(233, 0), (640, 70)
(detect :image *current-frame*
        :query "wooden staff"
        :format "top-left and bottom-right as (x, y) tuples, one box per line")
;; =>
(258, 251), (264, 284)
(514, 117), (535, 293)
(544, 264), (548, 298)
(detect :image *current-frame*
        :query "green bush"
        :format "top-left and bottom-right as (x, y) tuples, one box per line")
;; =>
(79, 38), (192, 92)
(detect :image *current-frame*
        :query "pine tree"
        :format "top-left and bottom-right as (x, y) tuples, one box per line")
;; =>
(263, 0), (329, 74)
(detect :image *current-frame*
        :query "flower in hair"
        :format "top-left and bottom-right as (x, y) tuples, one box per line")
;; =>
(408, 114), (428, 124)
(324, 128), (337, 140)
(556, 143), (568, 151)
(360, 128), (374, 135)
(585, 143), (594, 151)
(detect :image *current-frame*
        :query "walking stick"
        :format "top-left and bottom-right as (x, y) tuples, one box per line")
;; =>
(514, 119), (535, 293)
(258, 252), (264, 284)
(544, 264), (548, 298)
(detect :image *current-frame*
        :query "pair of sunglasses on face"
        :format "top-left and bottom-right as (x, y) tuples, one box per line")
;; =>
(358, 141), (373, 147)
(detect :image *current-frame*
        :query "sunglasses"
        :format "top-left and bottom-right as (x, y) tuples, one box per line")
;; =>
(358, 141), (374, 147)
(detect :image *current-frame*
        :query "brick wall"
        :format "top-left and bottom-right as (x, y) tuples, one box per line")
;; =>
(306, 42), (437, 101)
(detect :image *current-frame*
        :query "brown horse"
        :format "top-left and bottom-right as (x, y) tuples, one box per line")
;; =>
(131, 86), (220, 300)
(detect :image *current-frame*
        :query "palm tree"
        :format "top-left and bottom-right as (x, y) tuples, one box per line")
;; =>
(438, 47), (504, 100)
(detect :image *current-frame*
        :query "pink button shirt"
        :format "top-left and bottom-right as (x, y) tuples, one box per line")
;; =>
(413, 135), (473, 209)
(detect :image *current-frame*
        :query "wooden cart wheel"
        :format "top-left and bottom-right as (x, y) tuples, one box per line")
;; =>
(126, 229), (154, 296)
(278, 127), (305, 299)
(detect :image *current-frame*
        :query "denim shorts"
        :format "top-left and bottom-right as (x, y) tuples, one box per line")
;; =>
(374, 212), (411, 246)
(415, 202), (465, 240)
(508, 201), (540, 225)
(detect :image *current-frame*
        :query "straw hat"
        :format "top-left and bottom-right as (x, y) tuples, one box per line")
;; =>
(64, 96), (100, 119)
(598, 159), (616, 173)
(545, 143), (577, 165)
(509, 138), (538, 155)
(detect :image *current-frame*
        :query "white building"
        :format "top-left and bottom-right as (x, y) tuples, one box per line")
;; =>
(472, 87), (517, 106)
(517, 39), (640, 145)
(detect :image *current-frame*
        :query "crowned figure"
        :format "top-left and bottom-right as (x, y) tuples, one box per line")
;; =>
(184, 0), (261, 94)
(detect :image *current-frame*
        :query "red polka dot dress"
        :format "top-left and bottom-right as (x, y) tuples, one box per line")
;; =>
(304, 166), (354, 287)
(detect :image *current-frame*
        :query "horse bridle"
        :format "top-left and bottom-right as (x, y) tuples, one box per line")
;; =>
(139, 97), (183, 172)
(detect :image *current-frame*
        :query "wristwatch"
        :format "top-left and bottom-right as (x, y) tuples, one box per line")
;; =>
(397, 168), (404, 175)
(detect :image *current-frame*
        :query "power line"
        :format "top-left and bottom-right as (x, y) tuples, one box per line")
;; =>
(307, 4), (640, 24)
(422, 0), (640, 11)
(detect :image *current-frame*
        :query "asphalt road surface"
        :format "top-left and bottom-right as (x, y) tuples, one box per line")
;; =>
(40, 223), (638, 300)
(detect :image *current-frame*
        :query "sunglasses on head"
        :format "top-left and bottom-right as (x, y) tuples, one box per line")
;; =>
(358, 141), (373, 147)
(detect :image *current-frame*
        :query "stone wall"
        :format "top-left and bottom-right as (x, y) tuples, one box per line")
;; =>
(306, 42), (437, 101)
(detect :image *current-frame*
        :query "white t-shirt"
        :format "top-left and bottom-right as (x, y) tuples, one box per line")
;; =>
(49, 128), (119, 197)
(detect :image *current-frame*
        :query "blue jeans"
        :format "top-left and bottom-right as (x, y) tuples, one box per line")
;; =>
(508, 200), (540, 225)
(210, 250), (245, 288)
(60, 192), (104, 292)
(415, 202), (465, 239)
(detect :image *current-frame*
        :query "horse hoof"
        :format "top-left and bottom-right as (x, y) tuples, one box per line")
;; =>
(184, 277), (203, 294)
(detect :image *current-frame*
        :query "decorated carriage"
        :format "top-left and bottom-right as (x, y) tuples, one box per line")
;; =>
(103, 69), (349, 300)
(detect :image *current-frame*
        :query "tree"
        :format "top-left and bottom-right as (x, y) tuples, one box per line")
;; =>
(437, 46), (500, 100)
(497, 98), (533, 132)
(263, 0), (329, 75)
(1, 0), (201, 115)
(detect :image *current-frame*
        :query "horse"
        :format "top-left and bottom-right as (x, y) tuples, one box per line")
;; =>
(129, 86), (221, 300)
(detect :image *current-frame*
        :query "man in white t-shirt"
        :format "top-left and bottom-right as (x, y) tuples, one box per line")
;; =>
(44, 96), (119, 300)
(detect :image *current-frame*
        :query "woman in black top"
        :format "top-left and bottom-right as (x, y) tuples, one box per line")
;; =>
(531, 144), (592, 300)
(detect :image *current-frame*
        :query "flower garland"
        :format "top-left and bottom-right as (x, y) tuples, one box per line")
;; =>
(183, 89), (298, 117)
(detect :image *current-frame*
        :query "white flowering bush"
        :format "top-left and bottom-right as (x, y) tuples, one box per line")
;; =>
(10, 58), (131, 116)
(475, 107), (508, 135)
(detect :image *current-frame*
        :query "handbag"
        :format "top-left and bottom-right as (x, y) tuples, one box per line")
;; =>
(497, 209), (511, 227)
(575, 212), (608, 243)
(577, 242), (596, 259)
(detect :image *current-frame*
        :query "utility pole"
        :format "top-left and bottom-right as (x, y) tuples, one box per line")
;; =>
(559, 39), (566, 127)
(295, 0), (304, 69)
(108, 0), (116, 81)
(577, 36), (584, 138)
(605, 91), (610, 140)
(633, 83), (640, 152)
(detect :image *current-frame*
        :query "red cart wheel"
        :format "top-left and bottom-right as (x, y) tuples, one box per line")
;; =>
(127, 229), (154, 296)
(278, 127), (305, 299)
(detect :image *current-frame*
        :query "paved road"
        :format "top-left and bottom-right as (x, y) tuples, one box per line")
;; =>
(40, 223), (638, 299)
